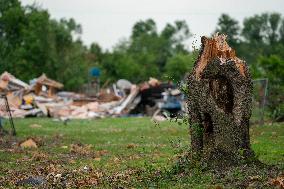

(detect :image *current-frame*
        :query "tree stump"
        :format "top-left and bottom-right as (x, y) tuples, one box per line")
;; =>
(187, 34), (254, 166)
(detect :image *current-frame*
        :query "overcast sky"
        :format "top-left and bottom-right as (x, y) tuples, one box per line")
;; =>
(20, 0), (284, 50)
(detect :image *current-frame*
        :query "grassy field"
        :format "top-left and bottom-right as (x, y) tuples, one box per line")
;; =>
(0, 117), (283, 188)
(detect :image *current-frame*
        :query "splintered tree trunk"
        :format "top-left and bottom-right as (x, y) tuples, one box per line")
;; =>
(187, 34), (254, 166)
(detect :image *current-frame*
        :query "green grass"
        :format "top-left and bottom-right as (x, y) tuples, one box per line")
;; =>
(0, 118), (283, 188)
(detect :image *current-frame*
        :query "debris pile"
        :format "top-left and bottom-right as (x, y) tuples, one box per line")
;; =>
(0, 72), (185, 119)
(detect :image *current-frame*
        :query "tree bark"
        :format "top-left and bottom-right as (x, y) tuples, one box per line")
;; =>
(187, 34), (254, 166)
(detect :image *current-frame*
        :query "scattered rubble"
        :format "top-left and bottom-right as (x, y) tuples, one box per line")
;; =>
(0, 72), (185, 119)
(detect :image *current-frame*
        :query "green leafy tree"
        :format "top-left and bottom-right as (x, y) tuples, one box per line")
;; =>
(17, 6), (52, 80)
(89, 42), (103, 63)
(252, 55), (284, 120)
(0, 0), (26, 73)
(100, 19), (191, 83)
(233, 13), (284, 65)
(242, 13), (282, 45)
(164, 53), (194, 82)
(0, 1), (92, 90)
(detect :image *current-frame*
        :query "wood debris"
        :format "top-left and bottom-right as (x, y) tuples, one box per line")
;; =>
(1, 72), (183, 119)
(20, 138), (38, 148)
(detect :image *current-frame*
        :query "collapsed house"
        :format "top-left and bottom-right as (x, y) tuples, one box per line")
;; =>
(0, 72), (185, 119)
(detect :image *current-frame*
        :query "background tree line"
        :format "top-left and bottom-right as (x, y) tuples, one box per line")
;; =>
(0, 0), (283, 117)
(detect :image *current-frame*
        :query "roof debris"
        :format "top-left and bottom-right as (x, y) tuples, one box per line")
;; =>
(0, 73), (184, 119)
